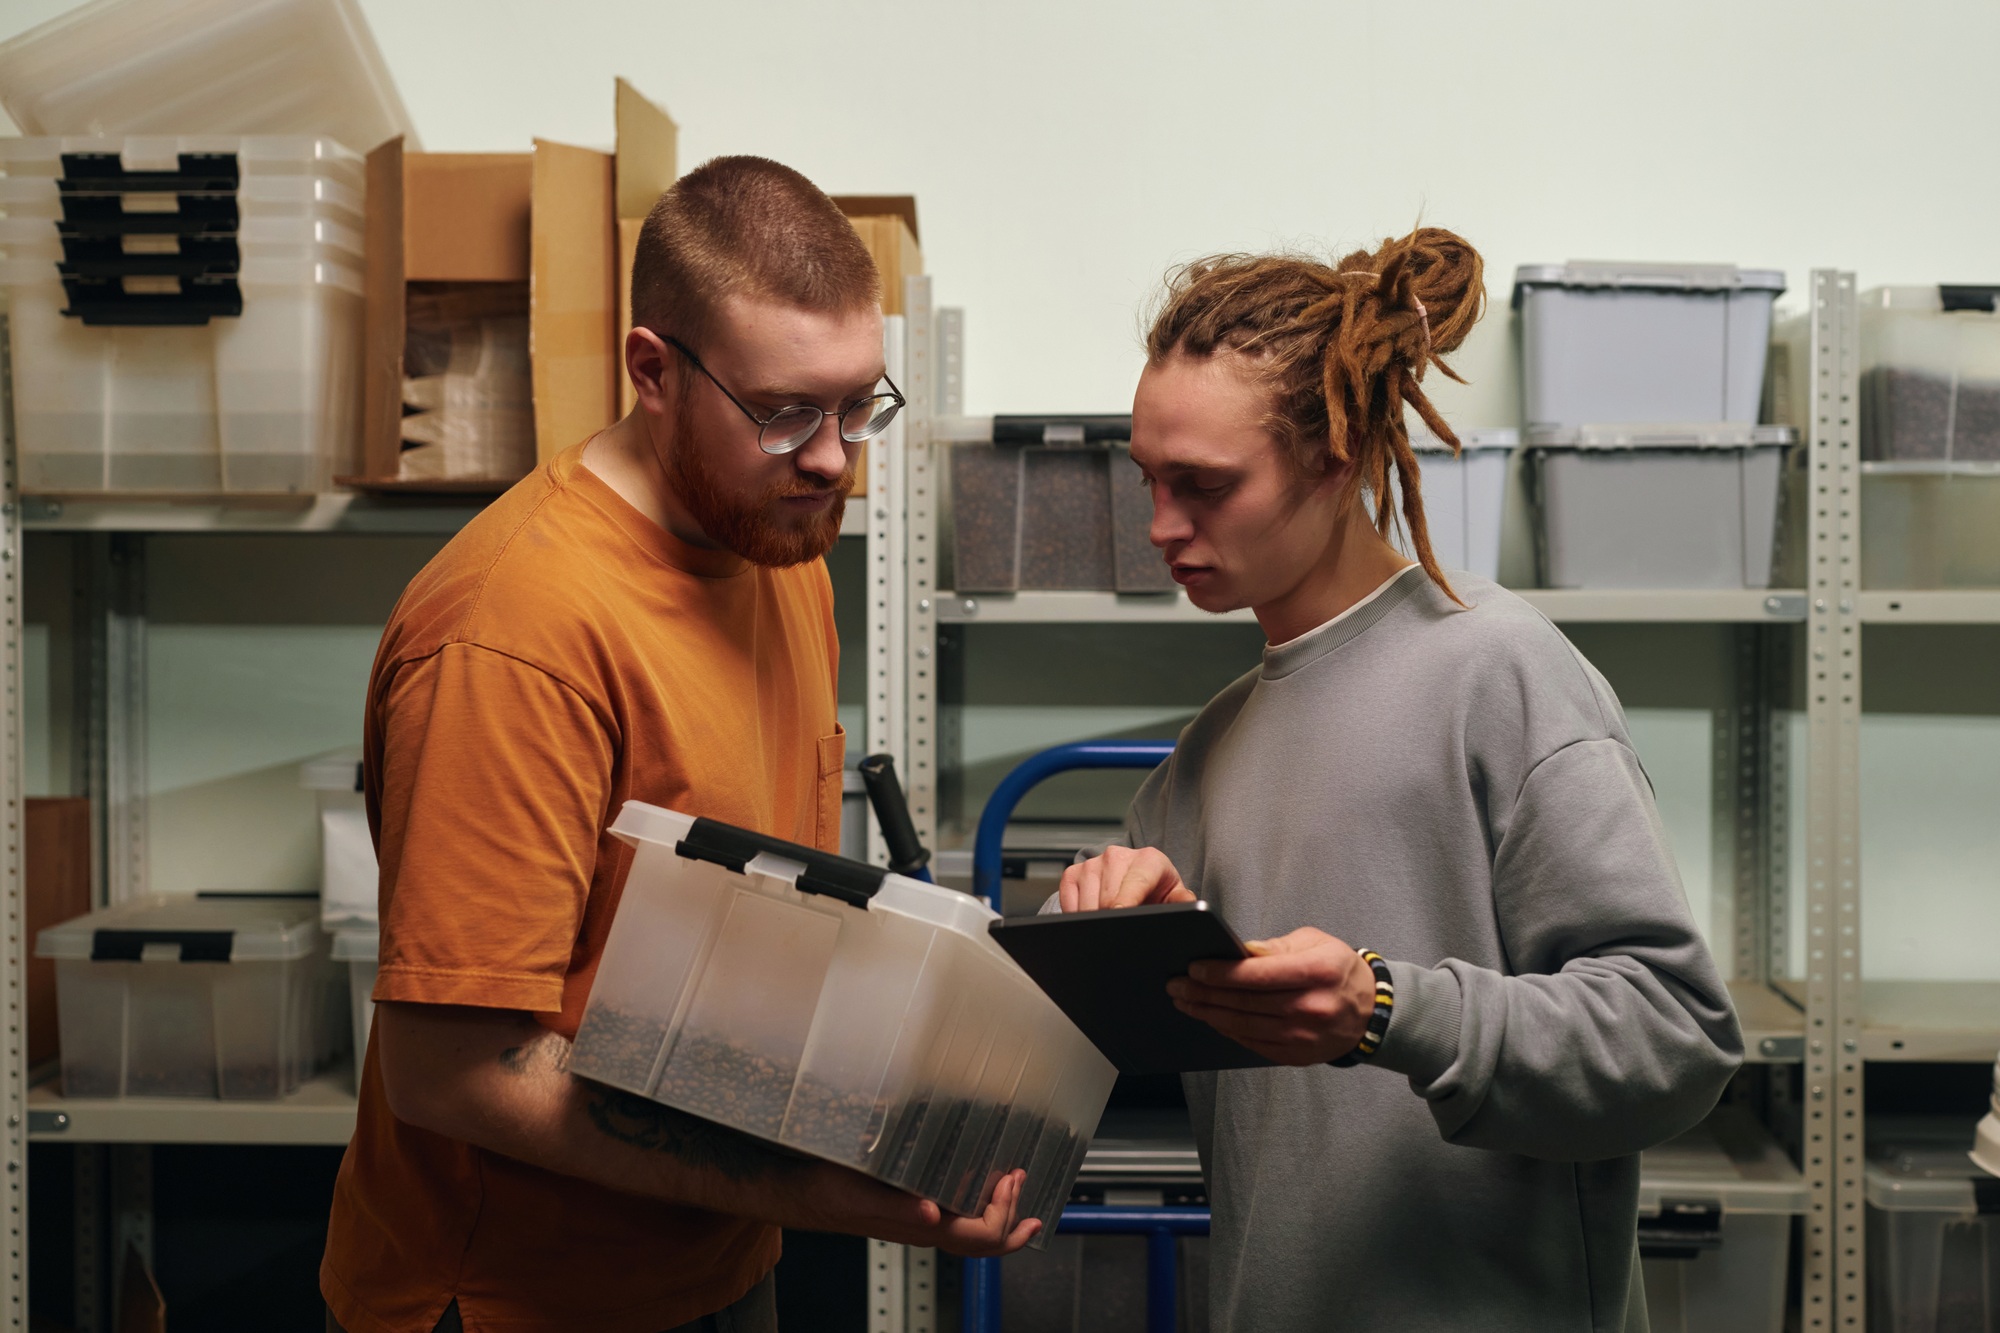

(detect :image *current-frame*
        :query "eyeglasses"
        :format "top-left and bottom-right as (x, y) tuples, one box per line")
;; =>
(665, 336), (905, 456)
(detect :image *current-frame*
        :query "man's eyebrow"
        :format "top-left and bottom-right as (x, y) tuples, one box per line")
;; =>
(745, 371), (888, 403)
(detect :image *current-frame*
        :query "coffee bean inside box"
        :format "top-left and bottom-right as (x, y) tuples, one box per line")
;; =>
(572, 1006), (1083, 1217)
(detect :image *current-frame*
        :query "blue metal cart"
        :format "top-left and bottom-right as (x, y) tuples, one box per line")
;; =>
(963, 739), (1207, 1333)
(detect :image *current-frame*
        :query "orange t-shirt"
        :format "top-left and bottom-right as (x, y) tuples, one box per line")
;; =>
(321, 444), (844, 1333)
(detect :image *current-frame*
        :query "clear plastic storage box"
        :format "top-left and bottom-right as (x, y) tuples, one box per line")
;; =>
(1861, 285), (2000, 463)
(570, 803), (1118, 1242)
(1391, 428), (1516, 582)
(1867, 1127), (2000, 1333)
(1514, 263), (1785, 428)
(1528, 424), (1794, 589)
(1, 136), (366, 495)
(1637, 1108), (1807, 1333)
(0, 0), (416, 155)
(331, 925), (377, 1094)
(37, 894), (341, 1100)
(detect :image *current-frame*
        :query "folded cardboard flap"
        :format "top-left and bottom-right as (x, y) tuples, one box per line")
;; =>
(833, 196), (922, 318)
(613, 78), (679, 419)
(26, 797), (90, 1069)
(530, 139), (616, 465)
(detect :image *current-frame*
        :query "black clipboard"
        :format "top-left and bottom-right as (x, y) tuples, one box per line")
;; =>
(989, 901), (1277, 1076)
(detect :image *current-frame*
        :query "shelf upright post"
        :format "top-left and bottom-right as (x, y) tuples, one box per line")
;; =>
(866, 315), (910, 869)
(78, 534), (146, 909)
(901, 276), (939, 859)
(1800, 269), (1864, 1331)
(0, 311), (29, 1331)
(866, 281), (940, 1333)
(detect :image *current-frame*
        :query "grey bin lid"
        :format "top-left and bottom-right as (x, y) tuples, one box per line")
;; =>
(1638, 1107), (1809, 1217)
(38, 893), (323, 963)
(330, 925), (379, 963)
(1527, 423), (1796, 451)
(1866, 1119), (1997, 1212)
(1408, 426), (1518, 454)
(1513, 262), (1787, 305)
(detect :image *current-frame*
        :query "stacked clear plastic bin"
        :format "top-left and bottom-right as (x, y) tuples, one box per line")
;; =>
(0, 135), (365, 494)
(1854, 285), (2000, 586)
(36, 894), (343, 1100)
(571, 803), (1118, 1244)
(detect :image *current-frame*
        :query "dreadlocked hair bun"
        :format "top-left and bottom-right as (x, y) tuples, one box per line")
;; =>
(1144, 227), (1486, 602)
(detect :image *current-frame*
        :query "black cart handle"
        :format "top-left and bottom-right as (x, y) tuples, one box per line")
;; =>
(857, 753), (932, 878)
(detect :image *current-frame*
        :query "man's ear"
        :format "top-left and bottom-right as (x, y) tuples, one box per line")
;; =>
(627, 327), (676, 416)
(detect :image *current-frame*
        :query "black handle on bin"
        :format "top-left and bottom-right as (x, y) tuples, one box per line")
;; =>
(59, 151), (240, 194)
(90, 929), (233, 963)
(1939, 286), (2000, 313)
(990, 415), (1133, 444)
(1635, 1198), (1724, 1260)
(857, 754), (931, 877)
(674, 817), (886, 909)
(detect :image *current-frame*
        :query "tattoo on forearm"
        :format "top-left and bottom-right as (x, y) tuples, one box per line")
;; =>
(582, 1085), (788, 1182)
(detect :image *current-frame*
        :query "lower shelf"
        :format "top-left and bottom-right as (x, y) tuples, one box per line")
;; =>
(27, 1064), (358, 1145)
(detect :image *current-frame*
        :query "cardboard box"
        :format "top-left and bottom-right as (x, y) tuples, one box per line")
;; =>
(834, 196), (922, 317)
(26, 797), (91, 1070)
(358, 143), (533, 489)
(615, 79), (679, 420)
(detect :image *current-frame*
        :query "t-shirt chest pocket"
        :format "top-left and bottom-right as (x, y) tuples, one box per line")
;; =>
(815, 726), (847, 851)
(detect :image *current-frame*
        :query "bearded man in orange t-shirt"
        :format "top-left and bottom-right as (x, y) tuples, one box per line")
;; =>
(320, 157), (1037, 1333)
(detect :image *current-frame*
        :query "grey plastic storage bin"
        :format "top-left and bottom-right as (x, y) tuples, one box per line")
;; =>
(1867, 1131), (2000, 1333)
(1514, 263), (1785, 428)
(950, 436), (1173, 594)
(1529, 424), (1794, 589)
(1390, 428), (1515, 581)
(38, 894), (341, 1099)
(1861, 285), (2000, 463)
(1638, 1108), (1806, 1333)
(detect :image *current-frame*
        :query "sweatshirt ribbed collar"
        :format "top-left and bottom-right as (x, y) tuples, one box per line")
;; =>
(1259, 564), (1428, 681)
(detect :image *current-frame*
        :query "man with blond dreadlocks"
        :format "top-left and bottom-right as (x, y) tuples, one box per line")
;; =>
(1053, 228), (1742, 1331)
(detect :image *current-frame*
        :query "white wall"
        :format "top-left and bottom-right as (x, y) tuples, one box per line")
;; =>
(8, 0), (2000, 420)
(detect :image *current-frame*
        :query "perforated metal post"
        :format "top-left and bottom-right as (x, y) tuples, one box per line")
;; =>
(1801, 269), (1863, 1329)
(901, 276), (938, 858)
(866, 317), (909, 869)
(0, 310), (29, 1330)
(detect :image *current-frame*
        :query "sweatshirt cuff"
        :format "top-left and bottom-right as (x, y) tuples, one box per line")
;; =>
(1368, 960), (1463, 1084)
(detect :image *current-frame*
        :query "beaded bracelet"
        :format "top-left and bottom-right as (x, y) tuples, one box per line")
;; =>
(1329, 949), (1394, 1068)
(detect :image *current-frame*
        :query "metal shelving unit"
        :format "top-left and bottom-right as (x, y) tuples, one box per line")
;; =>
(0, 306), (886, 1328)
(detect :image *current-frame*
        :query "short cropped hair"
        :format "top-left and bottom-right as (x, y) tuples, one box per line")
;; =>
(630, 155), (880, 349)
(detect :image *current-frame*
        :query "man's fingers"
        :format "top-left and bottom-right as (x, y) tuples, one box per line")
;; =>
(1164, 885), (1197, 903)
(1108, 849), (1182, 908)
(1173, 997), (1315, 1046)
(1188, 949), (1341, 990)
(1167, 979), (1317, 1016)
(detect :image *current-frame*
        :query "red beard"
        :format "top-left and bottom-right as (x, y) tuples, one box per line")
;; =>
(665, 400), (855, 567)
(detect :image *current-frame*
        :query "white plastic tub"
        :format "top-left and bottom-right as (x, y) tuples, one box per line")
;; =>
(570, 803), (1118, 1243)
(301, 753), (374, 928)
(331, 926), (377, 1093)
(3, 256), (363, 493)
(1867, 1130), (2000, 1332)
(0, 0), (415, 154)
(1638, 1108), (1807, 1333)
(1529, 424), (1794, 589)
(1393, 427), (1515, 581)
(37, 894), (337, 1100)
(1514, 263), (1785, 428)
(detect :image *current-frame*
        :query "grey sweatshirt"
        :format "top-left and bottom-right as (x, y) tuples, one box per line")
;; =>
(1086, 567), (1741, 1332)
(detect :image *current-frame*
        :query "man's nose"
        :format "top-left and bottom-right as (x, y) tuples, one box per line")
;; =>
(1150, 496), (1192, 550)
(791, 413), (851, 484)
